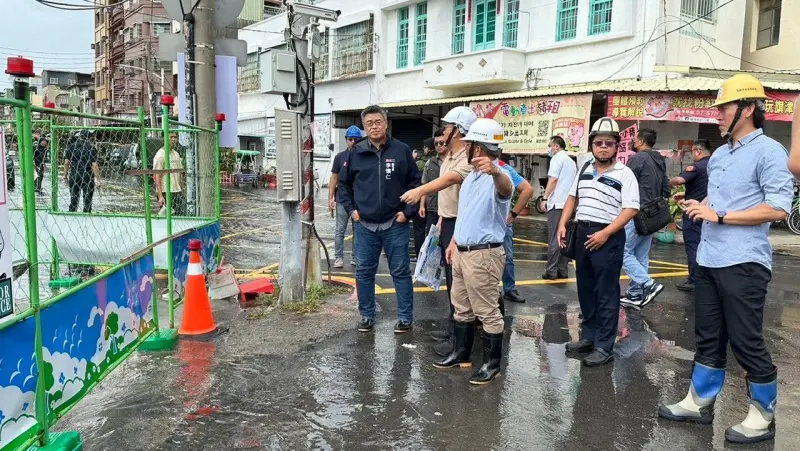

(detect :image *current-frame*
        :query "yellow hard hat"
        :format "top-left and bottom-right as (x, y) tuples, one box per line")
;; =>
(712, 74), (767, 107)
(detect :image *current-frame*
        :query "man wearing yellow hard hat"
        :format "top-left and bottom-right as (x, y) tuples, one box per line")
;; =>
(658, 74), (794, 444)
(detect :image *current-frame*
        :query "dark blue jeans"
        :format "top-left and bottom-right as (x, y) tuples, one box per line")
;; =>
(682, 214), (702, 284)
(354, 220), (414, 322)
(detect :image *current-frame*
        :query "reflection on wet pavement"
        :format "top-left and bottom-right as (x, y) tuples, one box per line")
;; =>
(54, 187), (800, 450)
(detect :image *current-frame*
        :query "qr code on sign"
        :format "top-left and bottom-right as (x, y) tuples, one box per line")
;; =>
(537, 120), (549, 137)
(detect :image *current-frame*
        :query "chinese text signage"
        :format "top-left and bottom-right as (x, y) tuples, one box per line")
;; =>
(470, 94), (593, 154)
(616, 124), (638, 166)
(608, 91), (796, 123)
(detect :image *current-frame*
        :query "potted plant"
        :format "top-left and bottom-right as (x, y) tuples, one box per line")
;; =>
(264, 166), (277, 185)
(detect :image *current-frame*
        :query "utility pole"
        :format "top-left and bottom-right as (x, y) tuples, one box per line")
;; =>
(182, 6), (198, 216)
(193, 0), (217, 217)
(144, 40), (158, 126)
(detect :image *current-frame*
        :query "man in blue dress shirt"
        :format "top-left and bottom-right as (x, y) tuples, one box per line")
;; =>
(659, 74), (794, 445)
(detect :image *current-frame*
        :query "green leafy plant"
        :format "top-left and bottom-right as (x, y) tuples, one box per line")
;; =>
(219, 147), (236, 172)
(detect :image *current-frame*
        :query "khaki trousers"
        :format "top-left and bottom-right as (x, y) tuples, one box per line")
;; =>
(451, 246), (506, 334)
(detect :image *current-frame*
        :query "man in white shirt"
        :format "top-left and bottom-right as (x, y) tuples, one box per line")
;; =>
(153, 133), (185, 215)
(557, 117), (640, 367)
(540, 136), (577, 279)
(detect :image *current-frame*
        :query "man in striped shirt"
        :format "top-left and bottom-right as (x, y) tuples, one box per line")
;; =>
(557, 117), (640, 367)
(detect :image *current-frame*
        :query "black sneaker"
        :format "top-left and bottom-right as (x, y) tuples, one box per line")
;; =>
(643, 281), (664, 305)
(357, 318), (374, 332)
(394, 320), (412, 334)
(676, 279), (695, 292)
(620, 292), (643, 309)
(503, 289), (526, 303)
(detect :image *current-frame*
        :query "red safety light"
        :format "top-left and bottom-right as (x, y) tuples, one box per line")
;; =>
(5, 56), (34, 78)
(215, 113), (226, 122)
(160, 94), (175, 106)
(44, 101), (56, 109)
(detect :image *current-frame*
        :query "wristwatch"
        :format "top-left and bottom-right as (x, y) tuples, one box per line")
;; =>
(510, 211), (518, 218)
(717, 211), (727, 225)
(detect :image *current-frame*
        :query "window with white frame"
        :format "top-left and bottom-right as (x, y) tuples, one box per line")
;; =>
(397, 7), (410, 69)
(756, 0), (781, 49)
(314, 30), (330, 80)
(49, 77), (59, 85)
(331, 16), (375, 78)
(452, 0), (466, 54)
(680, 0), (718, 23)
(152, 23), (171, 37)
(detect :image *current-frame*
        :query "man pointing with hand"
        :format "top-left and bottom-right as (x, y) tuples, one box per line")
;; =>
(433, 118), (512, 386)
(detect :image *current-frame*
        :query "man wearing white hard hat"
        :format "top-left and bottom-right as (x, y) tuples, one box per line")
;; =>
(401, 106), (478, 356)
(432, 118), (513, 385)
(557, 117), (640, 367)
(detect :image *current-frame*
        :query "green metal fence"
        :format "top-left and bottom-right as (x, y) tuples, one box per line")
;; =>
(0, 87), (222, 450)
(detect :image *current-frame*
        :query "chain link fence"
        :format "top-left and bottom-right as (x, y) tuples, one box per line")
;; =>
(0, 106), (221, 319)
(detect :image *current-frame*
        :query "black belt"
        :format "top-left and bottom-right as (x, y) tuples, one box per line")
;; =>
(457, 242), (502, 252)
(577, 220), (610, 228)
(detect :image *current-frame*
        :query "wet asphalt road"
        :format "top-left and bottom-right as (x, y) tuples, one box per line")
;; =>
(55, 186), (800, 450)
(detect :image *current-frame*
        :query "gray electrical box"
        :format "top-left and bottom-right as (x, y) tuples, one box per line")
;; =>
(260, 50), (297, 95)
(274, 108), (303, 202)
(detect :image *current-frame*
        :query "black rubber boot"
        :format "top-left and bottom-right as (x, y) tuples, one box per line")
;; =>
(433, 321), (475, 368)
(469, 332), (503, 385)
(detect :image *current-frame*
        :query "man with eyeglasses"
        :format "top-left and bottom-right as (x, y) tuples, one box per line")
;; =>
(338, 105), (421, 334)
(400, 106), (478, 356)
(558, 117), (640, 367)
(419, 129), (446, 235)
(329, 125), (362, 268)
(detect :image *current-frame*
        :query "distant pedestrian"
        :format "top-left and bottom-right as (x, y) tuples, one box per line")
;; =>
(34, 136), (49, 194)
(419, 130), (445, 236)
(558, 117), (640, 367)
(337, 105), (421, 334)
(541, 136), (577, 280)
(433, 118), (513, 385)
(497, 157), (534, 304)
(153, 133), (185, 216)
(329, 125), (362, 268)
(659, 74), (793, 444)
(620, 128), (669, 309)
(669, 139), (711, 292)
(411, 144), (430, 261)
(63, 130), (101, 212)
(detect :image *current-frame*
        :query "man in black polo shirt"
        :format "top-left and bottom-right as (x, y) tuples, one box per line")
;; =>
(669, 139), (712, 292)
(63, 130), (101, 212)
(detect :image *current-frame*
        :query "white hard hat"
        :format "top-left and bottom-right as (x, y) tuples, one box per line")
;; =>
(442, 106), (478, 132)
(589, 117), (621, 138)
(462, 118), (504, 149)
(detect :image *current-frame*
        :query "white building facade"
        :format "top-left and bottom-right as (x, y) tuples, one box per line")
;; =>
(237, 0), (798, 188)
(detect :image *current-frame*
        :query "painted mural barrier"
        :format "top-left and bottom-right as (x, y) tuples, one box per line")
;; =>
(0, 79), (222, 449)
(171, 222), (221, 301)
(0, 255), (155, 450)
(470, 94), (593, 154)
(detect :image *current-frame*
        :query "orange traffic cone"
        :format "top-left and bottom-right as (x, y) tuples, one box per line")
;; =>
(179, 239), (219, 339)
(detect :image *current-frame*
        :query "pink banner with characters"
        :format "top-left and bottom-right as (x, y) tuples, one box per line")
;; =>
(470, 94), (593, 154)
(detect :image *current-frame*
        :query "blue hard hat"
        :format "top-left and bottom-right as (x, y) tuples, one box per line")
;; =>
(345, 125), (362, 139)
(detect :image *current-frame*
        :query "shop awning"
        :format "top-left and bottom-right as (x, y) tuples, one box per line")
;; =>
(380, 76), (800, 109)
